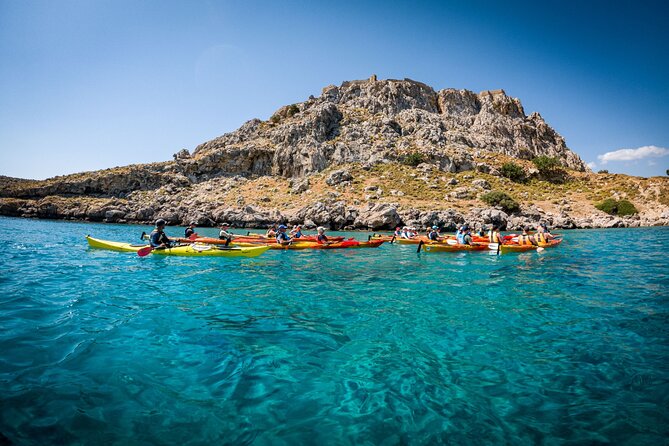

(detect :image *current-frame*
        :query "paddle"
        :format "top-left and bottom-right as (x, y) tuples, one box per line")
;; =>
(416, 240), (423, 253)
(390, 236), (396, 244)
(137, 246), (153, 257)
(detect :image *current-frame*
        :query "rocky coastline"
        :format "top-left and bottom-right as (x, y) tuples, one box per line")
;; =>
(1, 76), (668, 230)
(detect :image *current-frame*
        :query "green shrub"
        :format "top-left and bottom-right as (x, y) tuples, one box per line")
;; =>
(500, 162), (526, 182)
(616, 199), (638, 216)
(595, 198), (638, 216)
(269, 114), (281, 124)
(402, 152), (426, 167)
(481, 191), (520, 213)
(597, 169), (609, 174)
(595, 198), (617, 214)
(532, 156), (561, 174)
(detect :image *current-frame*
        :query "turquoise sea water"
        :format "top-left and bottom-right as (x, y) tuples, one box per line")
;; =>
(0, 216), (668, 445)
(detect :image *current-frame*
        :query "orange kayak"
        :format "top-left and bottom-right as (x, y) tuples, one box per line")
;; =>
(420, 242), (488, 252)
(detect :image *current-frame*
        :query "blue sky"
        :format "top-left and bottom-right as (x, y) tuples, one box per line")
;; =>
(1, 0), (668, 179)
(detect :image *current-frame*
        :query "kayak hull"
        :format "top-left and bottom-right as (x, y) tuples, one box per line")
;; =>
(499, 239), (563, 253)
(86, 236), (270, 257)
(421, 243), (487, 252)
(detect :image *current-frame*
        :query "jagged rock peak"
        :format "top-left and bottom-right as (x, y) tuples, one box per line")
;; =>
(189, 76), (587, 177)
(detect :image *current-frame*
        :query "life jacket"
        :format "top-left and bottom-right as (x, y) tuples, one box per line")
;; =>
(294, 230), (302, 238)
(428, 231), (438, 241)
(534, 232), (547, 244)
(517, 234), (534, 246)
(456, 231), (465, 244)
(276, 232), (290, 242)
(488, 230), (502, 243)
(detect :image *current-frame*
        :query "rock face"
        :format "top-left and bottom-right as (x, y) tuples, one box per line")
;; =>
(2, 76), (667, 230)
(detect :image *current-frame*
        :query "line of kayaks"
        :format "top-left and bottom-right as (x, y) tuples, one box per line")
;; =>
(86, 232), (562, 258)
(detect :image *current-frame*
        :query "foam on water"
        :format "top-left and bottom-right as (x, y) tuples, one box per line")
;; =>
(0, 217), (668, 445)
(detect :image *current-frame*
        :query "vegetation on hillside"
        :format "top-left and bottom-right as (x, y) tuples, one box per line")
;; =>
(500, 162), (526, 183)
(595, 198), (638, 216)
(481, 191), (520, 213)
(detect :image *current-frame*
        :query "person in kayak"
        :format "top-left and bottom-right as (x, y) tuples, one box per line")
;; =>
(394, 226), (402, 237)
(276, 224), (292, 245)
(219, 223), (234, 247)
(316, 226), (332, 245)
(428, 225), (440, 241)
(266, 224), (278, 238)
(488, 225), (504, 243)
(184, 222), (197, 238)
(517, 226), (537, 246)
(534, 223), (553, 244)
(290, 225), (303, 238)
(456, 225), (473, 245)
(149, 219), (173, 249)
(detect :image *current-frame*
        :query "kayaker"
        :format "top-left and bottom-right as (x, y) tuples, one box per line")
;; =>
(316, 226), (332, 245)
(534, 223), (553, 243)
(219, 222), (234, 247)
(266, 224), (278, 238)
(290, 225), (303, 239)
(276, 224), (292, 245)
(488, 224), (504, 243)
(517, 226), (536, 246)
(457, 225), (473, 245)
(184, 222), (197, 238)
(428, 225), (440, 241)
(400, 227), (411, 239)
(149, 219), (172, 249)
(394, 226), (402, 237)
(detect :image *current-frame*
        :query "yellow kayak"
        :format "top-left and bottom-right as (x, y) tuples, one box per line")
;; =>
(86, 236), (270, 257)
(499, 239), (563, 253)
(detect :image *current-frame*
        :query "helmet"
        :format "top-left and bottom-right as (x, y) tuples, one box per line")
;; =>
(432, 225), (438, 229)
(278, 224), (287, 230)
(155, 219), (166, 226)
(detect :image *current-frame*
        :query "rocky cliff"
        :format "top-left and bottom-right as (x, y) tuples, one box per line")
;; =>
(1, 76), (668, 230)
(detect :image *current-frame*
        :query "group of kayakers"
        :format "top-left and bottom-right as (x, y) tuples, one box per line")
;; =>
(149, 218), (555, 250)
(394, 222), (555, 246)
(149, 220), (335, 249)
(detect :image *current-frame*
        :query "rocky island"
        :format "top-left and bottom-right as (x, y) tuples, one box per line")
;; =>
(1, 76), (668, 230)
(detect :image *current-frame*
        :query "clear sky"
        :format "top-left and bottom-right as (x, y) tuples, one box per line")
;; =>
(1, 0), (668, 179)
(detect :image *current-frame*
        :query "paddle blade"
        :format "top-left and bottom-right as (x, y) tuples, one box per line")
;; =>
(446, 239), (457, 245)
(137, 246), (153, 257)
(416, 240), (423, 253)
(487, 243), (499, 250)
(536, 247), (545, 252)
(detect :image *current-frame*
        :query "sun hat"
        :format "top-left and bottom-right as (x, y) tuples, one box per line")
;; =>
(220, 222), (230, 227)
(317, 226), (325, 232)
(278, 224), (287, 230)
(432, 225), (438, 229)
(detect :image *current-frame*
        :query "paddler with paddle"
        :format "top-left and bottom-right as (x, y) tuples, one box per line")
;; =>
(149, 219), (173, 249)
(219, 222), (234, 247)
(276, 224), (292, 246)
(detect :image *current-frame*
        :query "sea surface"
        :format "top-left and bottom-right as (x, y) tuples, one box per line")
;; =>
(0, 216), (668, 445)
